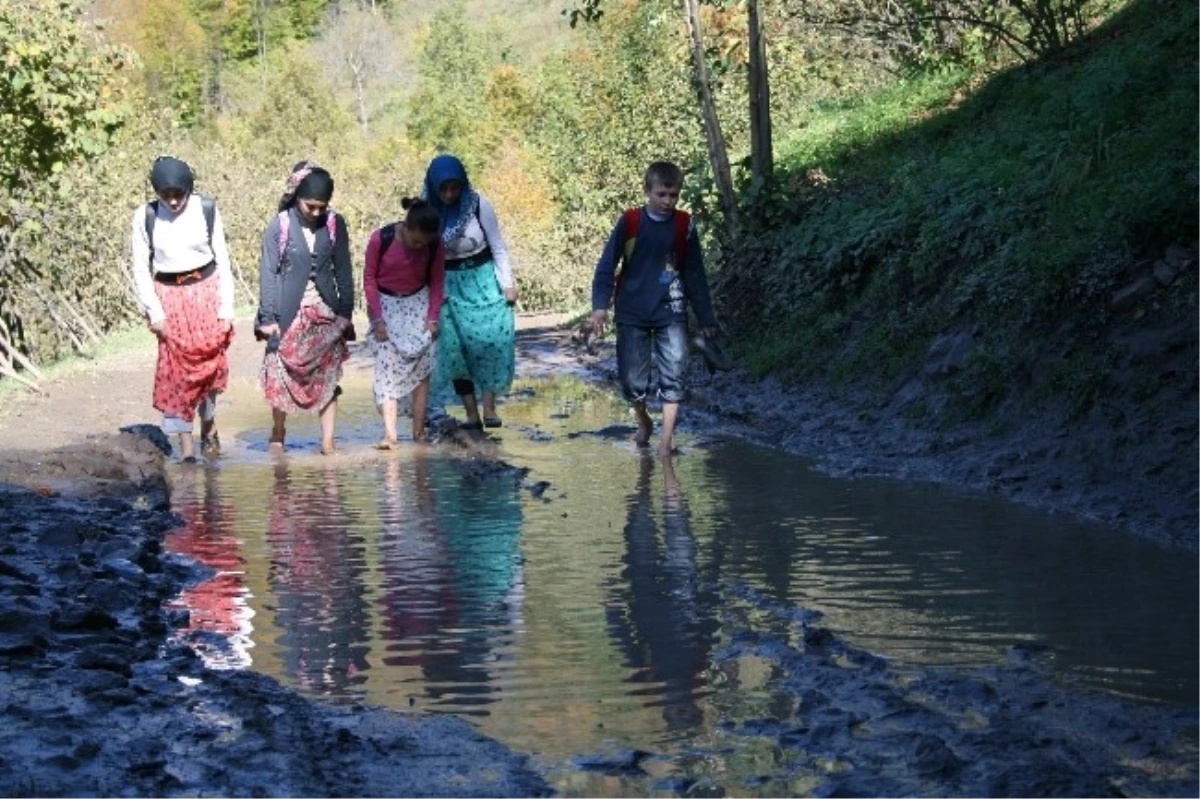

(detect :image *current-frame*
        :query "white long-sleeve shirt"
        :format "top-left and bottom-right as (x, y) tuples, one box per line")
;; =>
(445, 194), (515, 289)
(130, 195), (236, 324)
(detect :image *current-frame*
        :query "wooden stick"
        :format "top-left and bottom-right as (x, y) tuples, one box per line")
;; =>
(0, 362), (41, 392)
(0, 326), (45, 381)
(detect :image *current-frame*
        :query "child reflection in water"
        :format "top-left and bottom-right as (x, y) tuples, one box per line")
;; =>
(606, 453), (718, 732)
(166, 465), (252, 669)
(266, 461), (371, 697)
(377, 454), (524, 713)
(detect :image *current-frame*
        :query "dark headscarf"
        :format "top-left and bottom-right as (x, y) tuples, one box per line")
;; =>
(278, 160), (334, 211)
(421, 154), (479, 244)
(149, 156), (194, 195)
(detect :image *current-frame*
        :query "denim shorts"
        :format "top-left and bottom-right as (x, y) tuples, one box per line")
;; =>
(615, 322), (689, 404)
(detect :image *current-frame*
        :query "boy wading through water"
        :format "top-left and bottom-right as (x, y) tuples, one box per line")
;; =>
(591, 161), (718, 456)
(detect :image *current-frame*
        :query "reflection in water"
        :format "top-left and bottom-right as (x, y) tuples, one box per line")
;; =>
(266, 462), (371, 697)
(167, 465), (253, 668)
(606, 454), (719, 733)
(377, 455), (525, 714)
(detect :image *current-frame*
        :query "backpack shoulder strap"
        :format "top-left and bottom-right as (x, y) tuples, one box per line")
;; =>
(200, 195), (216, 247)
(378, 222), (398, 261)
(276, 210), (290, 271)
(620, 208), (641, 264)
(144, 201), (158, 269)
(673, 209), (691, 271)
(326, 211), (338, 246)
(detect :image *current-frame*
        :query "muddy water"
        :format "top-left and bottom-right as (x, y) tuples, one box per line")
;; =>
(164, 372), (1198, 794)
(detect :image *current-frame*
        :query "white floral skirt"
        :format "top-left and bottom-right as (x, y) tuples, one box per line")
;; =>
(372, 289), (435, 413)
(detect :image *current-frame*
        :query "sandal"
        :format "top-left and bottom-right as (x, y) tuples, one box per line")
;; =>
(460, 421), (483, 431)
(200, 432), (221, 457)
(483, 415), (502, 429)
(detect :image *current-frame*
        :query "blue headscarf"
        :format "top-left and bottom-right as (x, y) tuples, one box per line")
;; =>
(422, 154), (479, 245)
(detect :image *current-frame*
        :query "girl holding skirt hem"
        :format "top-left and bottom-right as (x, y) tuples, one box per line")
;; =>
(255, 161), (356, 455)
(421, 154), (516, 430)
(363, 197), (446, 446)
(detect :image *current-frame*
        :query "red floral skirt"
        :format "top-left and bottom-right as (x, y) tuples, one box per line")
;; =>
(152, 274), (232, 421)
(259, 300), (350, 414)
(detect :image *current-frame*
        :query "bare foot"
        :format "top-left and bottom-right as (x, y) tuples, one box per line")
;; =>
(634, 405), (653, 447)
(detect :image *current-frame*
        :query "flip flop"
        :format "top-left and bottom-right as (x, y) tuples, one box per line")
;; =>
(460, 421), (483, 431)
(692, 334), (735, 372)
(483, 416), (503, 428)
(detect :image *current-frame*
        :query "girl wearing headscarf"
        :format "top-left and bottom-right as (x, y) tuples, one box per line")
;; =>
(129, 155), (235, 463)
(255, 161), (355, 455)
(422, 154), (516, 429)
(363, 197), (446, 447)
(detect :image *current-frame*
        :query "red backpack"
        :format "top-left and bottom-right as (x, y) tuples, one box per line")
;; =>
(615, 208), (691, 297)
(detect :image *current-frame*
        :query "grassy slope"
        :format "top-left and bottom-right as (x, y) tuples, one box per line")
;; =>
(724, 0), (1197, 423)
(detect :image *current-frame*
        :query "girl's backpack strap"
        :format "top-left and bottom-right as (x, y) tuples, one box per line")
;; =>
(326, 211), (338, 245)
(276, 210), (290, 264)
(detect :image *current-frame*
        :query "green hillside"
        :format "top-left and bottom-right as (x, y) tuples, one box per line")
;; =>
(722, 0), (1197, 425)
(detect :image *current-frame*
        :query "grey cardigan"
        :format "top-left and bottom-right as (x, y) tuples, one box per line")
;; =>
(255, 208), (354, 335)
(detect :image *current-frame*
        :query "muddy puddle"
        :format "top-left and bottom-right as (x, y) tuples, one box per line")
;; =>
(163, 368), (1199, 796)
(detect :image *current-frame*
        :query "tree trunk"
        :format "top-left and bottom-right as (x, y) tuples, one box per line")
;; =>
(682, 0), (738, 237)
(747, 0), (773, 184)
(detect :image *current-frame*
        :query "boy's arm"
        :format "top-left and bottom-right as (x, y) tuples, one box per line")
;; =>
(590, 218), (626, 333)
(680, 220), (717, 331)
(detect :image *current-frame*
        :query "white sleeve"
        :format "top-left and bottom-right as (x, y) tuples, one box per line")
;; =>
(130, 205), (165, 325)
(478, 195), (513, 289)
(211, 206), (236, 320)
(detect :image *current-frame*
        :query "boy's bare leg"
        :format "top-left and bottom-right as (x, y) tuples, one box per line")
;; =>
(270, 409), (287, 449)
(319, 397), (337, 454)
(412, 378), (430, 440)
(461, 392), (482, 427)
(381, 398), (398, 444)
(634, 401), (653, 447)
(658, 401), (680, 456)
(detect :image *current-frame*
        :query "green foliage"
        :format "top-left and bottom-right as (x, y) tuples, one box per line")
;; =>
(0, 0), (131, 192)
(726, 0), (1198, 413)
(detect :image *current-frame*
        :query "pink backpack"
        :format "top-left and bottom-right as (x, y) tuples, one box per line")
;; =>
(276, 209), (338, 268)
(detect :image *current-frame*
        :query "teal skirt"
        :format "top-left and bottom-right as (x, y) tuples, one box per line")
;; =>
(433, 261), (515, 402)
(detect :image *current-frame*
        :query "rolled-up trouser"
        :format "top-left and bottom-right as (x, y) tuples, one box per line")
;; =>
(162, 393), (218, 434)
(616, 322), (688, 404)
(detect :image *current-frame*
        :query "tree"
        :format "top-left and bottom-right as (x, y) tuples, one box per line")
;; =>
(0, 0), (131, 192)
(319, 5), (401, 132)
(683, 0), (738, 234)
(747, 0), (773, 184)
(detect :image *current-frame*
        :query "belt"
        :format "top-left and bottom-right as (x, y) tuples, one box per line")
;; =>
(380, 285), (426, 299)
(154, 261), (215, 285)
(445, 247), (493, 271)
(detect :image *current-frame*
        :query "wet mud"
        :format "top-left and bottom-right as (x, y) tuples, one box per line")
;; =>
(0, 432), (551, 798)
(0, 317), (1195, 797)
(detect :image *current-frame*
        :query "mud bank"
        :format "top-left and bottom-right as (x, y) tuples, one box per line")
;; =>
(0, 431), (550, 798)
(697, 586), (1198, 798)
(561, 328), (1197, 551)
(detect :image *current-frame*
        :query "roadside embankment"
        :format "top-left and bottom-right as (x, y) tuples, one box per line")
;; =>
(0, 430), (551, 798)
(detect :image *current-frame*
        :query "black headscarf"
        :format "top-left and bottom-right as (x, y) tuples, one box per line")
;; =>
(296, 168), (334, 203)
(279, 161), (334, 211)
(149, 156), (194, 195)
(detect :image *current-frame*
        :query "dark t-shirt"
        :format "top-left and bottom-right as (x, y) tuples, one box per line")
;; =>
(591, 208), (717, 329)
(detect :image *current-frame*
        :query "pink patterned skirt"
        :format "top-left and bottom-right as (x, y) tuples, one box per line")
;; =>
(152, 273), (232, 421)
(259, 300), (350, 414)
